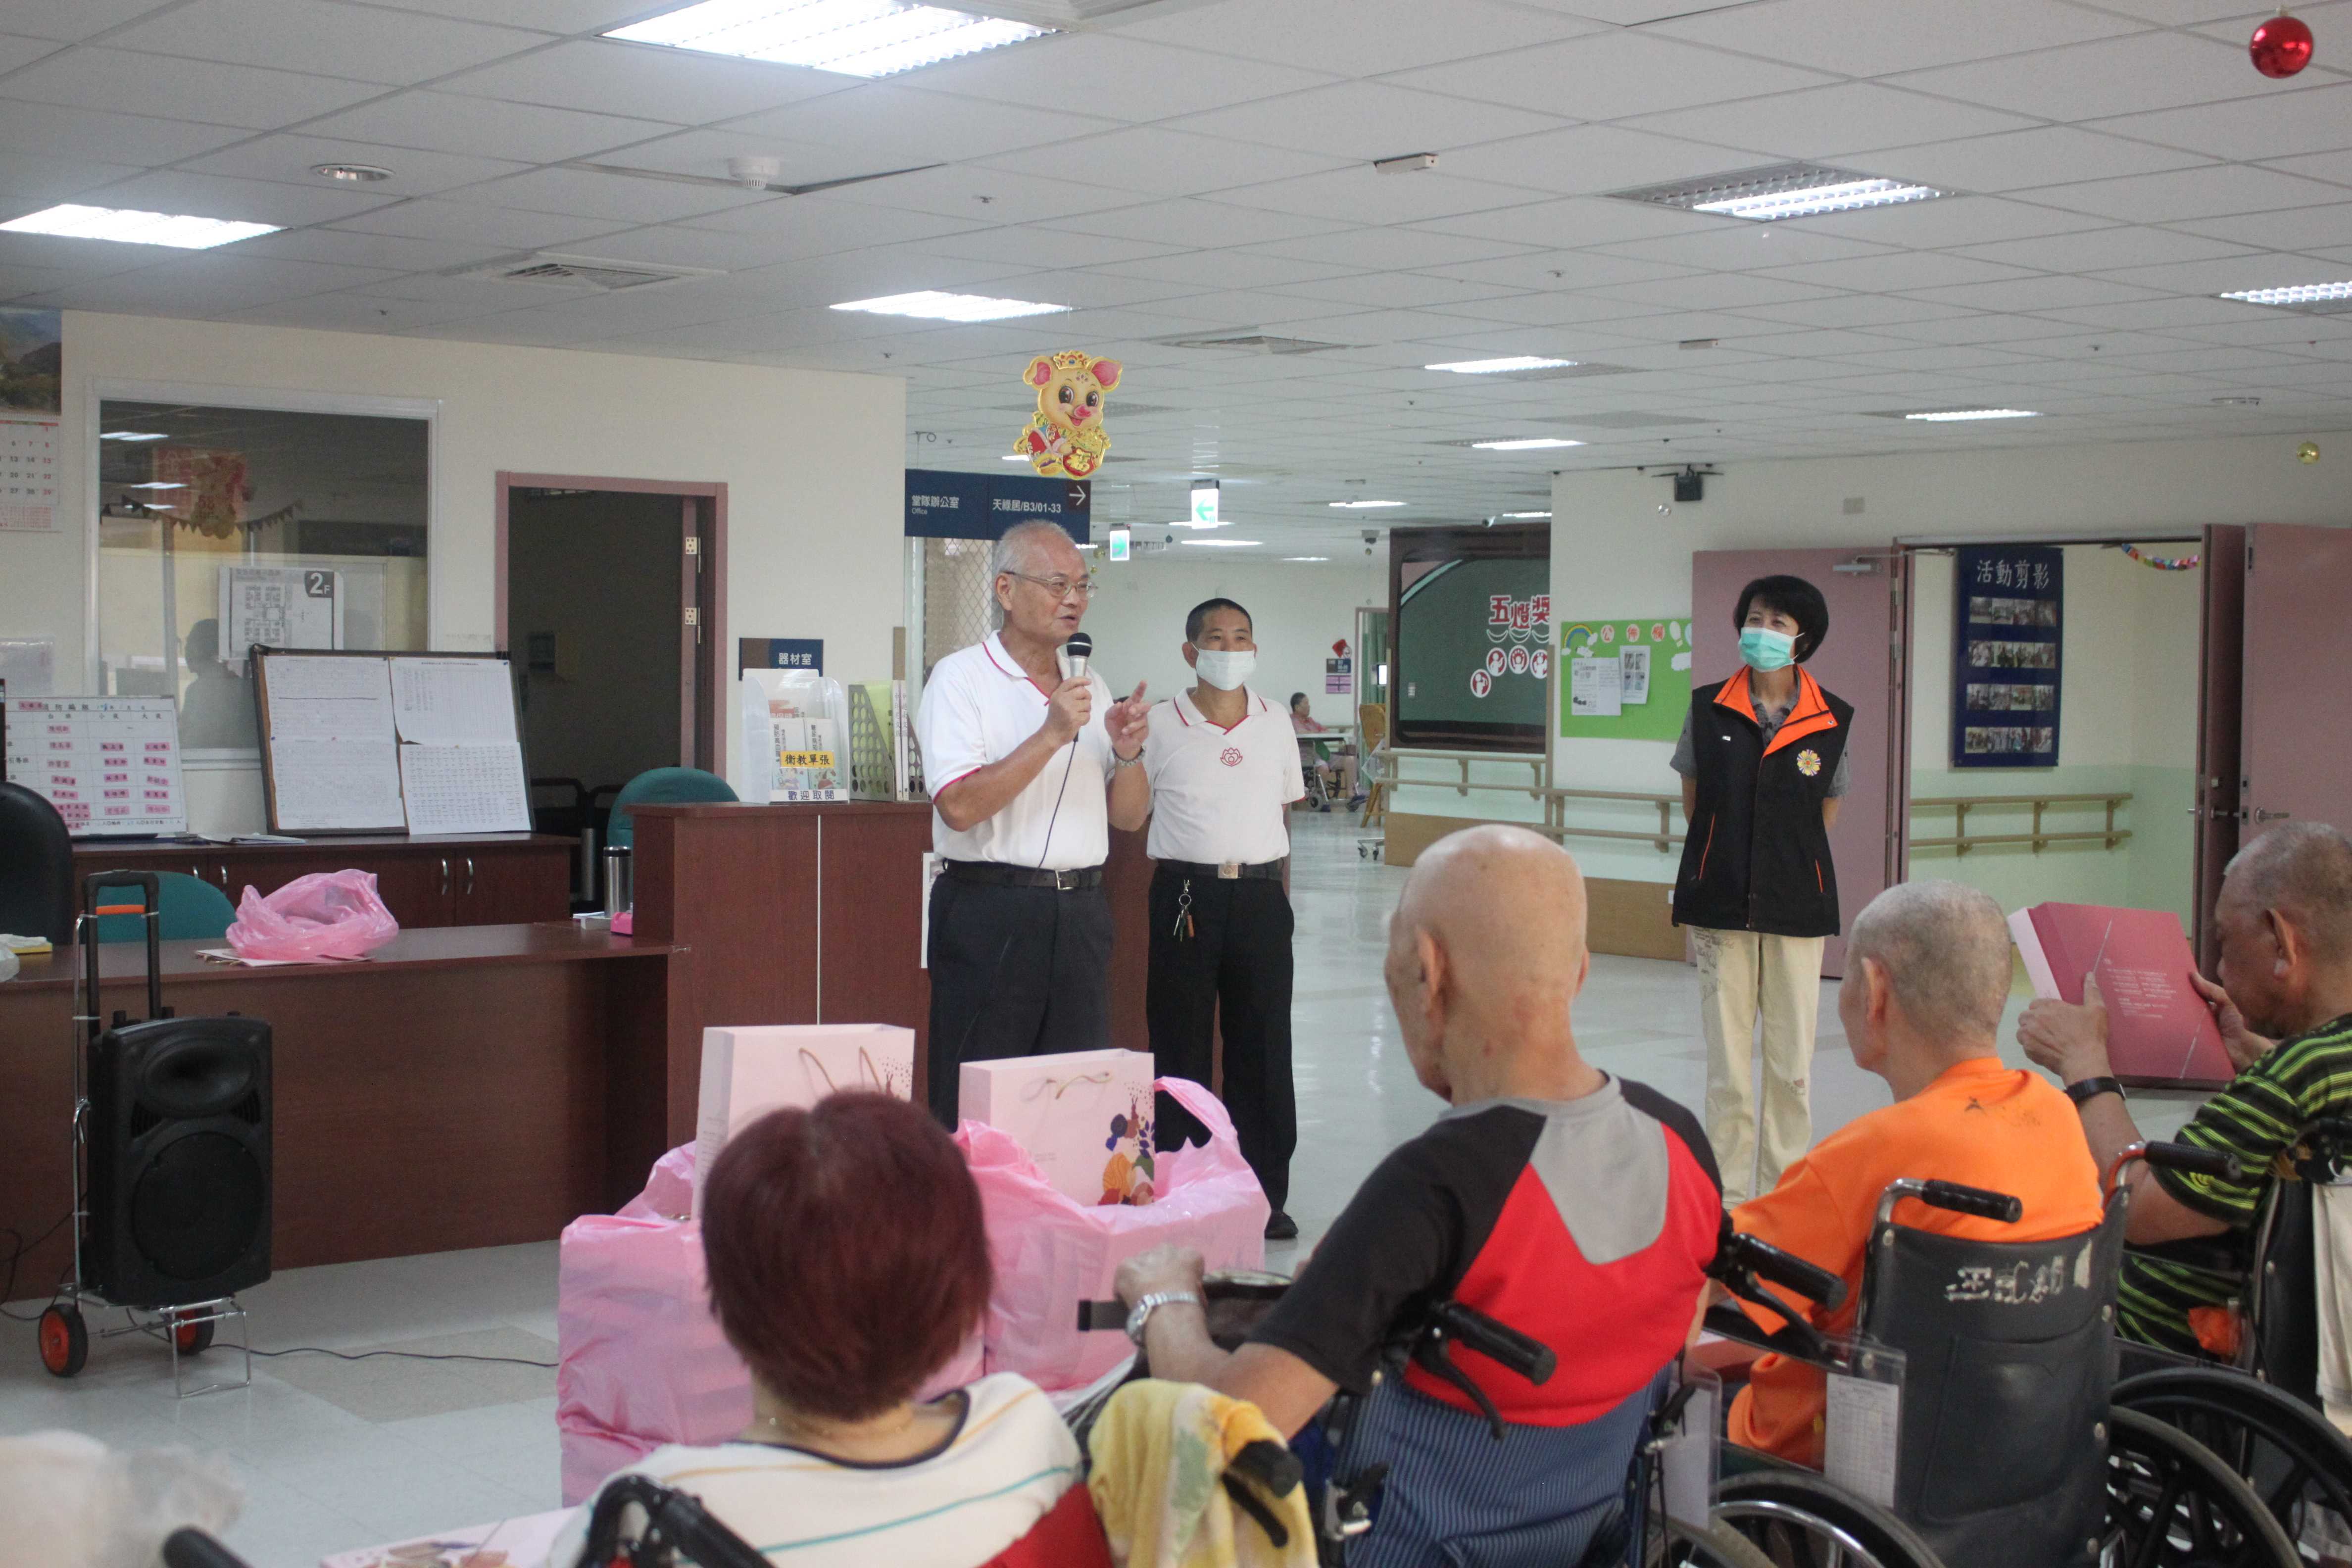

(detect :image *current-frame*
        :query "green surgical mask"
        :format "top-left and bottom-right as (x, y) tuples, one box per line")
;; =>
(1739, 627), (1797, 671)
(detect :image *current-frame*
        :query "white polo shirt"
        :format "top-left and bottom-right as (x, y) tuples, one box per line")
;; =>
(917, 632), (1116, 870)
(1140, 686), (1304, 865)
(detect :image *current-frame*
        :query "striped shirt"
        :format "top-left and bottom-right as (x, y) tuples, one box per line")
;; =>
(2118, 1013), (2352, 1354)
(543, 1375), (1078, 1567)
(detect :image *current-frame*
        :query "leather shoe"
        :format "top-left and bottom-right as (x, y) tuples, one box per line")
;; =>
(1264, 1210), (1298, 1241)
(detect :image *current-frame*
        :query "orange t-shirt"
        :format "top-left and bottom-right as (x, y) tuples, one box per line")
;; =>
(1724, 1057), (2103, 1466)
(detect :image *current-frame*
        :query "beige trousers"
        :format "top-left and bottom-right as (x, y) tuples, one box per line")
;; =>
(1693, 926), (1827, 1207)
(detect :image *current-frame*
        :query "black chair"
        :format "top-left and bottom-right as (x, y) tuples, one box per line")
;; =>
(0, 780), (74, 944)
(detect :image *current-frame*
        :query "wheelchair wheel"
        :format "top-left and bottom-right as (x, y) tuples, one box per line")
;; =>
(1647, 1516), (1776, 1568)
(1715, 1469), (1949, 1568)
(2106, 1406), (2301, 1567)
(2114, 1368), (2352, 1564)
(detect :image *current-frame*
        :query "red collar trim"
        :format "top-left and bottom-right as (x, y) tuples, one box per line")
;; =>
(1179, 687), (1249, 733)
(983, 635), (1055, 698)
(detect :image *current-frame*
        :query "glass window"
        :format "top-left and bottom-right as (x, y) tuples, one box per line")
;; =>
(95, 399), (428, 753)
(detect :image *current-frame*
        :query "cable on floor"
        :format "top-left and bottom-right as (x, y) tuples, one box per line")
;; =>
(249, 1345), (558, 1369)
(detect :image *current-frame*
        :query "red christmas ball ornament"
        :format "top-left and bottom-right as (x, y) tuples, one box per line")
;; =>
(2251, 9), (2314, 78)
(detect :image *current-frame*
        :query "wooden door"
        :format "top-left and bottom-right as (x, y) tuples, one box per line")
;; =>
(2193, 524), (2247, 971)
(374, 851), (453, 929)
(2241, 523), (2352, 847)
(1691, 548), (1899, 977)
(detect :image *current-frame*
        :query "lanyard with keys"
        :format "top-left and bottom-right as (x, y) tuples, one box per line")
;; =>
(1172, 878), (1195, 942)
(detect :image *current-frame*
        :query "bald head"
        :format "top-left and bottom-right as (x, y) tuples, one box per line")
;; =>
(2225, 823), (2352, 962)
(1847, 880), (2012, 1044)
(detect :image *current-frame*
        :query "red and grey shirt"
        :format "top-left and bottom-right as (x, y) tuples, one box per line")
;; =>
(1247, 1077), (1722, 1426)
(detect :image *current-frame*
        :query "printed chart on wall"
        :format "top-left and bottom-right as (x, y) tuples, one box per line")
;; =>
(1952, 545), (2062, 768)
(2, 695), (188, 835)
(1558, 618), (1693, 741)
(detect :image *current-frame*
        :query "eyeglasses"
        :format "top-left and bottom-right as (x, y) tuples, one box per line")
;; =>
(1004, 570), (1095, 600)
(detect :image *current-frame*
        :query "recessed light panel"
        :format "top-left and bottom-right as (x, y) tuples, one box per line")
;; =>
(2220, 281), (2352, 314)
(1425, 356), (1576, 374)
(1470, 437), (1585, 450)
(1499, 511), (1552, 519)
(1329, 499), (1405, 509)
(1610, 162), (1942, 222)
(608, 0), (1053, 77)
(832, 290), (1068, 322)
(1901, 408), (2040, 422)
(1, 203), (279, 249)
(1181, 538), (1259, 547)
(100, 431), (169, 441)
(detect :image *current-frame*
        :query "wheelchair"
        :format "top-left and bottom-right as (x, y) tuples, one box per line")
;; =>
(2107, 1120), (2352, 1564)
(1698, 1140), (2303, 1568)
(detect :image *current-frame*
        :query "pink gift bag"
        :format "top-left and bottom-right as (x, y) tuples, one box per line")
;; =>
(555, 1146), (981, 1505)
(959, 1047), (1157, 1206)
(692, 1024), (915, 1216)
(958, 1077), (1268, 1392)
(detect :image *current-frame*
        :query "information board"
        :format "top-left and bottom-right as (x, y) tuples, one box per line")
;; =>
(1557, 618), (1694, 741)
(1951, 545), (2063, 768)
(1, 694), (187, 835)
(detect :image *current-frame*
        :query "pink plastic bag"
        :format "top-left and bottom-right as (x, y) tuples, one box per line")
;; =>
(556, 1146), (982, 1505)
(959, 1077), (1268, 1393)
(224, 869), (398, 961)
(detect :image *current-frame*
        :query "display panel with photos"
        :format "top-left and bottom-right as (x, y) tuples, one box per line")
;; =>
(1951, 544), (2063, 768)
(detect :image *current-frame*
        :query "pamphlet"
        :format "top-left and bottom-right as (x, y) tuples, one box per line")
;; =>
(2008, 902), (2235, 1088)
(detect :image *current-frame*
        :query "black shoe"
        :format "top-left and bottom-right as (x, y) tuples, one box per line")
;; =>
(1264, 1210), (1298, 1241)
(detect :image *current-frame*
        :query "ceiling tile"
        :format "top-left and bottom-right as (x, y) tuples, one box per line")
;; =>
(440, 39), (853, 121)
(106, 0), (547, 85)
(2173, 201), (2352, 249)
(2085, 0), (2294, 23)
(1419, 248), (1702, 291)
(1392, 32), (1836, 121)
(1583, 225), (1895, 270)
(1951, 225), (2250, 270)
(0, 149), (143, 203)
(346, 0), (649, 29)
(301, 91), (683, 163)
(0, 29), (55, 70)
(1625, 84), (2037, 162)
(2094, 255), (2348, 294)
(1756, 251), (2043, 292)
(1214, 166), (1552, 225)
(1171, 82), (1566, 159)
(331, 197), (630, 249)
(2034, 164), (2352, 222)
(1588, 272), (1846, 310)
(81, 169), (404, 227)
(2254, 149), (2352, 192)
(0, 98), (248, 164)
(441, 165), (772, 224)
(928, 225), (1189, 269)
(181, 135), (530, 198)
(1901, 274), (2174, 310)
(584, 128), (931, 190)
(1111, 0), (1599, 75)
(1420, 196), (1740, 249)
(1093, 248), (1354, 290)
(233, 225), (511, 272)
(679, 192), (989, 253)
(0, 46), (385, 129)
(0, 228), (176, 277)
(1792, 195), (2113, 246)
(1863, 127), (2214, 194)
(220, 291), (509, 332)
(1440, 125), (1765, 198)
(2092, 83), (2352, 161)
(908, 32), (1337, 122)
(1887, 31), (2255, 120)
(1046, 198), (1350, 248)
(0, 0), (178, 42)
(969, 127), (1348, 200)
(817, 163), (1140, 226)
(2036, 294), (2263, 328)
(1646, 0), (2145, 75)
(1267, 271), (1526, 310)
(727, 84), (1117, 166)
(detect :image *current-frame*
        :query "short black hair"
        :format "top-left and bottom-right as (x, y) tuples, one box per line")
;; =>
(1185, 596), (1252, 645)
(1734, 574), (1830, 662)
(1289, 692), (1309, 709)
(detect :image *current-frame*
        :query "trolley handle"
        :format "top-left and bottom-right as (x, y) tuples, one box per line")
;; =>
(80, 870), (163, 1029)
(1916, 1180), (2024, 1224)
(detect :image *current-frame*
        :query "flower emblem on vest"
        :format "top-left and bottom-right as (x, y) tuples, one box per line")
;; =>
(1796, 748), (1822, 778)
(1220, 746), (1243, 768)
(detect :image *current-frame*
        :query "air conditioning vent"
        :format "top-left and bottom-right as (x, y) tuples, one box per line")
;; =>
(449, 253), (724, 292)
(1148, 331), (1355, 355)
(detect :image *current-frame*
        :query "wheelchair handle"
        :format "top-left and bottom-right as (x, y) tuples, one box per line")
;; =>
(162, 1532), (252, 1568)
(2107, 1139), (2245, 1194)
(1713, 1227), (1849, 1313)
(1078, 1299), (1126, 1332)
(1424, 1299), (1557, 1385)
(1917, 1179), (2024, 1223)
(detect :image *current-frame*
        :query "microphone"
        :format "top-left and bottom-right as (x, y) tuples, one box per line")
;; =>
(1063, 631), (1092, 683)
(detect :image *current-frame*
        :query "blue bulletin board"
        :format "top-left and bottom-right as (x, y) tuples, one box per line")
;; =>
(1558, 617), (1694, 741)
(1951, 545), (2062, 768)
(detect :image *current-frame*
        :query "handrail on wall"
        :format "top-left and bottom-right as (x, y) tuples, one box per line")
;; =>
(1909, 792), (2132, 855)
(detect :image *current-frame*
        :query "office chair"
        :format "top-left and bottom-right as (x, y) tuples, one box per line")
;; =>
(606, 767), (738, 850)
(91, 870), (237, 942)
(0, 780), (74, 944)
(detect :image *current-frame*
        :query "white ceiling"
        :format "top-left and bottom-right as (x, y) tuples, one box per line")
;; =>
(5, 0), (2352, 551)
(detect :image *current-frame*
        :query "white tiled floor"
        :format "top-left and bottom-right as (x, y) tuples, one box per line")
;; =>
(0, 810), (2201, 1564)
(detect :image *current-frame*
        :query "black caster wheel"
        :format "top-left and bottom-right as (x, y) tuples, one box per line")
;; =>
(39, 1303), (87, 1378)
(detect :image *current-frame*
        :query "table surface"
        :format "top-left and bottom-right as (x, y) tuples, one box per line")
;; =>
(70, 833), (576, 859)
(0, 923), (668, 994)
(629, 799), (930, 818)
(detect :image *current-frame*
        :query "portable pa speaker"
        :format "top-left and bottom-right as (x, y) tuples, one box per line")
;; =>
(86, 1016), (273, 1309)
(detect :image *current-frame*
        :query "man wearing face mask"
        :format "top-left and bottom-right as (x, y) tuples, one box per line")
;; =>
(1139, 597), (1306, 1239)
(1671, 574), (1852, 1206)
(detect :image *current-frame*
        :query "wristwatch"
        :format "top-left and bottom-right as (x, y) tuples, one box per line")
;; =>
(2065, 1076), (2125, 1108)
(1125, 1289), (1201, 1345)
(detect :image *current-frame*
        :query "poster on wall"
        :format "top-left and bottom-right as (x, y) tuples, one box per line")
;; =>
(0, 308), (60, 416)
(1325, 656), (1351, 695)
(1951, 544), (2062, 769)
(1558, 618), (1692, 741)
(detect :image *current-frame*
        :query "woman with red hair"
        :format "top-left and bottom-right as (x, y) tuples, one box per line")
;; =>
(549, 1093), (1078, 1566)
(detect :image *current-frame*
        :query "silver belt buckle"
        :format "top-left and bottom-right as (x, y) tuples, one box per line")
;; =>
(1218, 861), (1240, 880)
(1053, 868), (1077, 892)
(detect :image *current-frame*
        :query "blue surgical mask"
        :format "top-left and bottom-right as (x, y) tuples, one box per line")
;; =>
(1739, 627), (1797, 672)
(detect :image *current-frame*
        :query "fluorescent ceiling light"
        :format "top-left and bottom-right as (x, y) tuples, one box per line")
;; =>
(0, 203), (279, 248)
(1610, 162), (1943, 223)
(1180, 539), (1259, 547)
(1903, 408), (2039, 422)
(608, 1), (1052, 77)
(120, 482), (186, 490)
(2220, 280), (2352, 309)
(100, 431), (168, 441)
(1282, 556), (1329, 562)
(1073, 542), (1099, 551)
(1471, 438), (1584, 450)
(999, 453), (1029, 461)
(831, 290), (1068, 322)
(1328, 499), (1405, 509)
(1499, 511), (1551, 519)
(1425, 356), (1576, 374)
(1165, 518), (1229, 530)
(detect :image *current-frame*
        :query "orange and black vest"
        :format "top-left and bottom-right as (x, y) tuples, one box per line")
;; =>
(1672, 667), (1852, 939)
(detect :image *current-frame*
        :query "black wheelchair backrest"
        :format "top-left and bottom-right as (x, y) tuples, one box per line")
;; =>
(1856, 1187), (2128, 1568)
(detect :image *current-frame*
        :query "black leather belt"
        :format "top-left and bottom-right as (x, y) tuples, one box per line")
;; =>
(1156, 858), (1286, 881)
(944, 860), (1104, 891)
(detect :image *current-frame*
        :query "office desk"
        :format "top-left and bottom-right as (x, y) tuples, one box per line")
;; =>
(0, 926), (674, 1292)
(71, 834), (573, 930)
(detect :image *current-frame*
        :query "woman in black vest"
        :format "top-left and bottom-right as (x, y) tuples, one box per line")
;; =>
(1670, 576), (1853, 1205)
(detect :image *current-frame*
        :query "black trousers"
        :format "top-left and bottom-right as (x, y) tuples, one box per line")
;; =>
(925, 874), (1113, 1127)
(1146, 867), (1296, 1212)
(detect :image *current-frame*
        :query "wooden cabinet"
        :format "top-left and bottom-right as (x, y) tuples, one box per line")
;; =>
(71, 836), (571, 931)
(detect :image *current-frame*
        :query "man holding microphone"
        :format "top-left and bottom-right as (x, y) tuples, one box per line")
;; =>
(917, 519), (1151, 1127)
(1139, 597), (1306, 1240)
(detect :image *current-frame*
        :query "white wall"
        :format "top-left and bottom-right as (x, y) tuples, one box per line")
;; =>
(1524, 433), (2348, 884)
(1080, 553), (1385, 723)
(3, 311), (904, 833)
